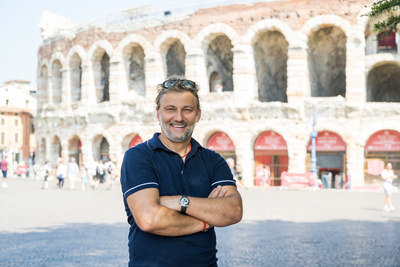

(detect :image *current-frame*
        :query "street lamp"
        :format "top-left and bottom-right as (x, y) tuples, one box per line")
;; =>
(310, 111), (318, 189)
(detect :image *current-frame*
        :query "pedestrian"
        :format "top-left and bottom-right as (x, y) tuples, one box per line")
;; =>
(42, 161), (51, 190)
(33, 161), (41, 180)
(56, 157), (67, 189)
(67, 157), (79, 190)
(97, 160), (105, 187)
(105, 160), (116, 189)
(80, 163), (89, 191)
(1, 155), (9, 188)
(381, 162), (398, 212)
(120, 76), (243, 266)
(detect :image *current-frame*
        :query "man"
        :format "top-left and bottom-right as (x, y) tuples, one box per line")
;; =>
(121, 77), (243, 266)
(1, 155), (9, 188)
(381, 162), (398, 212)
(67, 157), (79, 190)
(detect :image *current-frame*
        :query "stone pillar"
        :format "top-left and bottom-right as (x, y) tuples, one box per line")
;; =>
(81, 62), (97, 105)
(61, 140), (69, 164)
(61, 68), (71, 108)
(346, 142), (365, 188)
(345, 27), (366, 102)
(109, 56), (125, 106)
(235, 126), (255, 187)
(232, 43), (256, 104)
(287, 132), (308, 173)
(47, 75), (53, 105)
(186, 44), (209, 96)
(145, 50), (165, 104)
(287, 45), (310, 103)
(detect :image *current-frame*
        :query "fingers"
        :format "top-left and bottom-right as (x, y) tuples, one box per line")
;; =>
(208, 185), (227, 198)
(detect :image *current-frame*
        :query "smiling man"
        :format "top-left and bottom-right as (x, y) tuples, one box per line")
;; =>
(121, 76), (243, 267)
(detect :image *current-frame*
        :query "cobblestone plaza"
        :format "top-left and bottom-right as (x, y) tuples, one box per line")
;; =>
(1, 178), (399, 266)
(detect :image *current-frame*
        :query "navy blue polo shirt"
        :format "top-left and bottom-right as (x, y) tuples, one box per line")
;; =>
(121, 133), (236, 267)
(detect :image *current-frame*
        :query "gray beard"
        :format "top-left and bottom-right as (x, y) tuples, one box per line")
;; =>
(159, 114), (197, 143)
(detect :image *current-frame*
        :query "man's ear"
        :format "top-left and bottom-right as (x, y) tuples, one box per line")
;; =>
(196, 109), (202, 122)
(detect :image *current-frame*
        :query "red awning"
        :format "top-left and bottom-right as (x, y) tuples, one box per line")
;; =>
(254, 131), (287, 152)
(129, 135), (143, 148)
(307, 131), (346, 151)
(365, 130), (400, 151)
(207, 132), (235, 151)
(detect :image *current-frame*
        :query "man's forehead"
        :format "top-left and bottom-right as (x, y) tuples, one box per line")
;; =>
(160, 91), (197, 105)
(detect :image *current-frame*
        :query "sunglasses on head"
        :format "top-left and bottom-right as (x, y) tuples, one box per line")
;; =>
(163, 79), (196, 89)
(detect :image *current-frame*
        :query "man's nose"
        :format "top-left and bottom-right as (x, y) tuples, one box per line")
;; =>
(175, 110), (183, 121)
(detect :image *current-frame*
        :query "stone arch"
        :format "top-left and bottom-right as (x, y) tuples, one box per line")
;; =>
(253, 29), (288, 102)
(122, 43), (146, 96)
(92, 135), (110, 162)
(301, 15), (351, 38)
(68, 135), (82, 165)
(245, 19), (294, 46)
(154, 30), (192, 77)
(51, 135), (62, 165)
(122, 133), (144, 152)
(195, 23), (240, 47)
(367, 61), (400, 102)
(307, 25), (347, 97)
(51, 59), (63, 104)
(49, 52), (66, 69)
(115, 34), (152, 57)
(87, 41), (113, 103)
(200, 33), (234, 92)
(65, 45), (86, 67)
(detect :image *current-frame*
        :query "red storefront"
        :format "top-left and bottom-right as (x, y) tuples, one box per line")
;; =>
(307, 131), (347, 188)
(364, 130), (400, 184)
(254, 131), (288, 186)
(129, 134), (143, 148)
(207, 132), (236, 161)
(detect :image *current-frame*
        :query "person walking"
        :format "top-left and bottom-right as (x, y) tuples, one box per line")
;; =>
(67, 157), (79, 190)
(42, 161), (51, 190)
(381, 162), (398, 212)
(56, 158), (67, 189)
(80, 163), (89, 191)
(120, 76), (243, 266)
(1, 155), (9, 188)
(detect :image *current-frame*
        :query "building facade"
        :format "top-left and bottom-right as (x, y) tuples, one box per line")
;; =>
(0, 80), (37, 169)
(36, 0), (400, 188)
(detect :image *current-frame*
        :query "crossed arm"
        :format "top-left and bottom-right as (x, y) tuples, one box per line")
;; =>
(126, 185), (242, 237)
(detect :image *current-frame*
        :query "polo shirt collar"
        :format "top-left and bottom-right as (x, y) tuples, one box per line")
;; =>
(148, 132), (203, 153)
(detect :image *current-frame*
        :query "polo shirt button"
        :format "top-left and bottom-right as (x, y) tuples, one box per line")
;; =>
(181, 170), (183, 174)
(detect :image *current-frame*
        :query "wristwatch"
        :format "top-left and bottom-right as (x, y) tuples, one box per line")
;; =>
(179, 195), (190, 214)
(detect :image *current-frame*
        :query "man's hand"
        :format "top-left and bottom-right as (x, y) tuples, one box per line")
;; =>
(208, 185), (227, 198)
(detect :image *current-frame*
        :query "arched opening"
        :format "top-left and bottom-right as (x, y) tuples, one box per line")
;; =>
(70, 53), (82, 102)
(51, 60), (62, 104)
(166, 40), (186, 77)
(207, 132), (236, 178)
(93, 49), (110, 103)
(68, 136), (82, 166)
(100, 137), (110, 162)
(51, 136), (62, 165)
(206, 35), (233, 92)
(308, 26), (346, 97)
(124, 44), (146, 96)
(38, 65), (48, 107)
(306, 131), (347, 188)
(364, 130), (400, 184)
(254, 131), (288, 186)
(209, 71), (222, 93)
(254, 30), (288, 102)
(367, 62), (400, 102)
(130, 134), (143, 148)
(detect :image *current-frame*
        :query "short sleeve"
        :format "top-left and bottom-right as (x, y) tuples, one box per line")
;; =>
(121, 145), (159, 200)
(208, 150), (237, 189)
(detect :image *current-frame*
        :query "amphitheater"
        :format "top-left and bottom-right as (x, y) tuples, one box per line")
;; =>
(35, 0), (400, 188)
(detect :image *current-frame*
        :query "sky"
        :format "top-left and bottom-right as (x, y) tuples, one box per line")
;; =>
(0, 0), (198, 88)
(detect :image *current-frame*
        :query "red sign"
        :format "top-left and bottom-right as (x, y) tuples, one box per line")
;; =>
(307, 131), (346, 151)
(129, 135), (143, 148)
(365, 130), (400, 152)
(254, 131), (287, 151)
(280, 171), (316, 188)
(207, 132), (235, 151)
(367, 159), (385, 176)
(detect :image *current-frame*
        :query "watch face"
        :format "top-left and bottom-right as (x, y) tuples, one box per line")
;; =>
(180, 197), (189, 207)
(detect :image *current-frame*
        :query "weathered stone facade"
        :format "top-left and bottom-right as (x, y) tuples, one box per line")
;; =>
(36, 0), (400, 187)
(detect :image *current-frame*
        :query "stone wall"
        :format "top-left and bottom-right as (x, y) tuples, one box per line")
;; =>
(35, 0), (400, 188)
